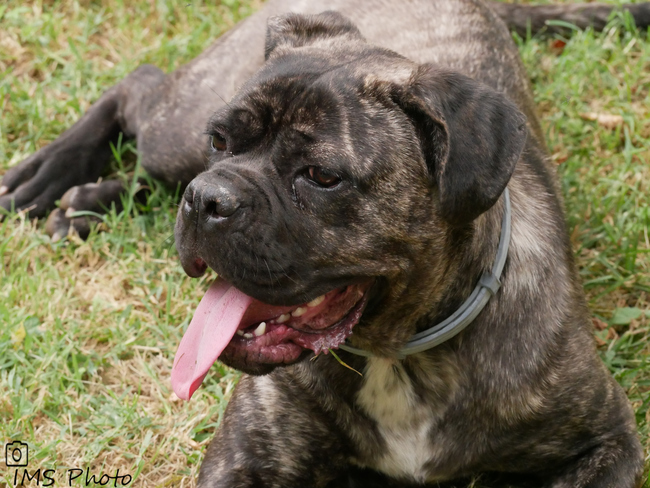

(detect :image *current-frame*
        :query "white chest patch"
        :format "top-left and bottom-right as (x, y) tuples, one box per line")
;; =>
(356, 358), (438, 482)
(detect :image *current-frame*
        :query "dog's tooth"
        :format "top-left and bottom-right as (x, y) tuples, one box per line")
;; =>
(292, 307), (307, 317)
(254, 322), (266, 336)
(236, 330), (244, 336)
(243, 333), (253, 339)
(307, 295), (325, 307)
(276, 313), (290, 323)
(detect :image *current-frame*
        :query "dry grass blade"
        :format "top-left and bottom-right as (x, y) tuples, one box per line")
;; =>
(328, 349), (363, 376)
(579, 112), (624, 129)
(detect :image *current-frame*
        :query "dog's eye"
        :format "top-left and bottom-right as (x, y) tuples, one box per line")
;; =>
(307, 167), (341, 188)
(210, 133), (227, 152)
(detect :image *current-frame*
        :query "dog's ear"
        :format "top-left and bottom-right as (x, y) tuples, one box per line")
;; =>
(265, 11), (364, 60)
(395, 65), (527, 224)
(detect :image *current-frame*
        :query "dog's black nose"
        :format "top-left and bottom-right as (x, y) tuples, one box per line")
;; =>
(184, 176), (246, 223)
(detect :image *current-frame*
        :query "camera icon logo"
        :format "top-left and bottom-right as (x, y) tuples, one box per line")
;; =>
(5, 441), (28, 467)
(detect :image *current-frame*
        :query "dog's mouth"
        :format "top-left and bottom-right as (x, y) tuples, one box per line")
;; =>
(171, 278), (372, 400)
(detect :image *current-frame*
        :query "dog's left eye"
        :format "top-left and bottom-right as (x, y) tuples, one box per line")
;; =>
(210, 133), (227, 152)
(307, 167), (342, 188)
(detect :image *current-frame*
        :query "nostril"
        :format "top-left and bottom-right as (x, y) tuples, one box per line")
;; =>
(203, 192), (241, 219)
(205, 201), (220, 219)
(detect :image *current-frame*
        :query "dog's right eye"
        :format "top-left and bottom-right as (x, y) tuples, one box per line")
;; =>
(306, 166), (342, 188)
(210, 133), (227, 152)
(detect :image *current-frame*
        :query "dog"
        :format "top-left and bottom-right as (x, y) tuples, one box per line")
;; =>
(2, 1), (648, 487)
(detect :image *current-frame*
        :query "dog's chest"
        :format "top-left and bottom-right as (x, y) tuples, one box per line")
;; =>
(355, 358), (441, 482)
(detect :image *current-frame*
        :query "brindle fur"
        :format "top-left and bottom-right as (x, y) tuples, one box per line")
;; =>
(2, 1), (647, 487)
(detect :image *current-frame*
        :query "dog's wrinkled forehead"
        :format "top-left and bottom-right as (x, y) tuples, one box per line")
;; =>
(265, 10), (366, 60)
(235, 12), (413, 110)
(232, 59), (408, 128)
(208, 13), (418, 177)
(225, 11), (411, 119)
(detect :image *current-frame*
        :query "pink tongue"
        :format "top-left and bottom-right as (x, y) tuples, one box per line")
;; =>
(171, 279), (253, 400)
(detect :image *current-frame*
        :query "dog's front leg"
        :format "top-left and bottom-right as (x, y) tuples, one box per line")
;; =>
(198, 374), (350, 488)
(0, 65), (165, 221)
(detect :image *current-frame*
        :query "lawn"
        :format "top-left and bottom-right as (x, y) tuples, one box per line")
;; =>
(1, 0), (648, 486)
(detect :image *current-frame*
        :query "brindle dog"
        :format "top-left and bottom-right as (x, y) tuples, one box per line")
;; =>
(2, 1), (648, 487)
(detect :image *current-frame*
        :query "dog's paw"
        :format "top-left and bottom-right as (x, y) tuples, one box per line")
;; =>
(44, 180), (128, 241)
(0, 143), (105, 218)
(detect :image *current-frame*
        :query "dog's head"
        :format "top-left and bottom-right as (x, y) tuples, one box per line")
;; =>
(172, 11), (526, 398)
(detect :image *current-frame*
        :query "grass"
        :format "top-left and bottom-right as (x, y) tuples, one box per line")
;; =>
(0, 0), (648, 486)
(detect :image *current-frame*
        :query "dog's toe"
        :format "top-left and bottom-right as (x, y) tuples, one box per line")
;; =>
(59, 180), (126, 215)
(45, 207), (99, 241)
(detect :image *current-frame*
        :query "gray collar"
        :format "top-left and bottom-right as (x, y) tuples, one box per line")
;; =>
(339, 187), (511, 358)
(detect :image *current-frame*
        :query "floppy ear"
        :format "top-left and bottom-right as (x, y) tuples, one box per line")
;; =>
(265, 11), (364, 60)
(395, 65), (527, 224)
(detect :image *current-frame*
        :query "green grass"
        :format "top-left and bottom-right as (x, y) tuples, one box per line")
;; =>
(516, 10), (650, 474)
(1, 1), (649, 486)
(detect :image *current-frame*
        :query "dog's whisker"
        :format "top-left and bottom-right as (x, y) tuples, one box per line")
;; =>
(262, 258), (274, 290)
(209, 85), (232, 109)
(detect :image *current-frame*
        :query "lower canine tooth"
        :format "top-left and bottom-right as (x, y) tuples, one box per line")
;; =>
(307, 295), (325, 307)
(277, 314), (290, 323)
(254, 322), (266, 336)
(292, 306), (307, 317)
